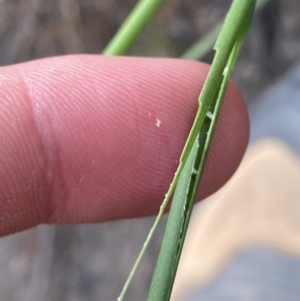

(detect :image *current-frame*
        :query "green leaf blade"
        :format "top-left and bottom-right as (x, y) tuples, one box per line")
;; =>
(146, 1), (257, 300)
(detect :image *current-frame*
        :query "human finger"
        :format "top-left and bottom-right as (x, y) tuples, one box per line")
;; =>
(0, 55), (249, 235)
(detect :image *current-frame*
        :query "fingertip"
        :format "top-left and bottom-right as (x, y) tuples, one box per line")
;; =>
(0, 55), (249, 235)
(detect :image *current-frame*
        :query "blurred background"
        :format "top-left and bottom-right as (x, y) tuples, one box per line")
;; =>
(0, 0), (299, 300)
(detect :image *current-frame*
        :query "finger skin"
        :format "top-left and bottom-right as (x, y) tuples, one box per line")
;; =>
(0, 55), (249, 236)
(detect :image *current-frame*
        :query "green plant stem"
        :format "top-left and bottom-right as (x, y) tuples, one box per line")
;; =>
(181, 0), (270, 60)
(147, 1), (256, 300)
(113, 1), (256, 300)
(147, 35), (246, 301)
(103, 0), (165, 55)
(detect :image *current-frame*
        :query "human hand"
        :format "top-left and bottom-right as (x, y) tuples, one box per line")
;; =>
(0, 55), (248, 236)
